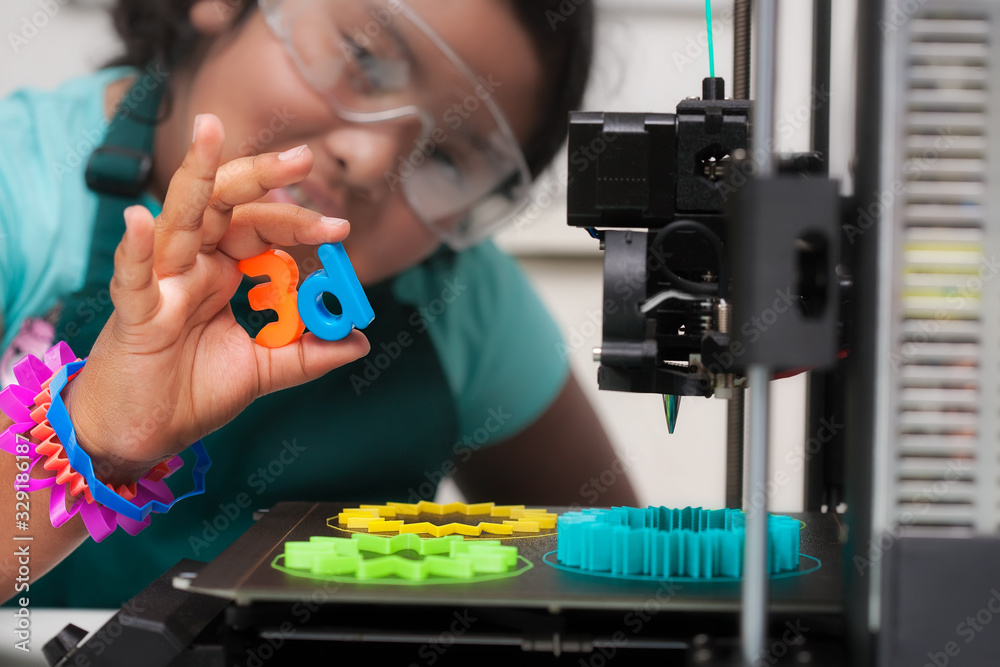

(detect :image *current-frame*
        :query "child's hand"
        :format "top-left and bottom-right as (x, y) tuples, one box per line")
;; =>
(61, 114), (370, 485)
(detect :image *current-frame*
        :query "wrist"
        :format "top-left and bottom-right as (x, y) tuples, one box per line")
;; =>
(61, 370), (158, 486)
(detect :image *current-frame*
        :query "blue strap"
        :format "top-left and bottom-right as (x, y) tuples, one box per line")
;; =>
(46, 360), (212, 522)
(84, 67), (165, 198)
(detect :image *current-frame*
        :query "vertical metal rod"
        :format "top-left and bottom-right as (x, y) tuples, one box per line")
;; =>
(726, 388), (746, 509)
(743, 365), (771, 666)
(743, 4), (779, 660)
(811, 0), (832, 172)
(739, 1), (777, 660)
(804, 371), (828, 512)
(743, 0), (779, 660)
(753, 0), (779, 177)
(733, 0), (752, 100)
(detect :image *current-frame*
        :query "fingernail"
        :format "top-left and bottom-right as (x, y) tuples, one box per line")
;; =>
(321, 216), (348, 226)
(122, 206), (140, 229)
(278, 144), (308, 161)
(192, 114), (205, 143)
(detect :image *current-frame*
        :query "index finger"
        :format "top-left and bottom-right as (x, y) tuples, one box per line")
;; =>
(200, 145), (314, 251)
(154, 114), (225, 276)
(218, 204), (350, 260)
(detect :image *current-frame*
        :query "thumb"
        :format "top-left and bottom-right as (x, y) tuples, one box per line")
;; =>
(254, 331), (370, 396)
(111, 205), (161, 327)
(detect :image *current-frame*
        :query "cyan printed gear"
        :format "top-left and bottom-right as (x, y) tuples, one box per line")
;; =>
(557, 507), (801, 579)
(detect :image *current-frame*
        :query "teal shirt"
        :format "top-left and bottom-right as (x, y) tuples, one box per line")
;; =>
(0, 70), (569, 607)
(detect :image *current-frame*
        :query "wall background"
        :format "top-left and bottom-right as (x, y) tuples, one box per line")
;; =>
(0, 0), (859, 512)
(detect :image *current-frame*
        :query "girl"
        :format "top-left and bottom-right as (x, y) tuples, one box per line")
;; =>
(0, 0), (637, 607)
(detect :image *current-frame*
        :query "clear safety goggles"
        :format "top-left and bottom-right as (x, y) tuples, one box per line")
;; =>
(259, 0), (532, 249)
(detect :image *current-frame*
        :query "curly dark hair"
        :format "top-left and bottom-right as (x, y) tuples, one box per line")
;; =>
(106, 0), (594, 178)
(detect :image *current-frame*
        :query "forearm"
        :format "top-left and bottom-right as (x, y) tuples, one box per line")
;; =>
(0, 413), (89, 605)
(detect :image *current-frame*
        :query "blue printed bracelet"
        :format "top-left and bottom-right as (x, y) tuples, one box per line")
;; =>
(46, 360), (212, 522)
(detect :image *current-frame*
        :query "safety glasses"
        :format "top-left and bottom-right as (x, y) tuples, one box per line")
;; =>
(259, 0), (532, 249)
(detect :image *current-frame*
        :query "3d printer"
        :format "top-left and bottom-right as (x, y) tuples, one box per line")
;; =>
(37, 1), (1000, 666)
